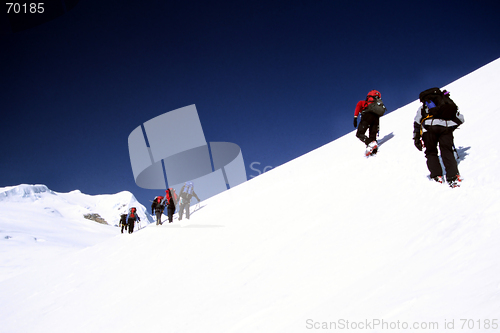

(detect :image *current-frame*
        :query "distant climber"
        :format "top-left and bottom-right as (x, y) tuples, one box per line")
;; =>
(178, 181), (200, 220)
(413, 88), (464, 187)
(127, 207), (140, 233)
(151, 196), (164, 225)
(353, 90), (387, 156)
(162, 188), (178, 223)
(119, 213), (127, 233)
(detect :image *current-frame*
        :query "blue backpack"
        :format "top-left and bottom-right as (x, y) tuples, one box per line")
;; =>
(184, 181), (193, 195)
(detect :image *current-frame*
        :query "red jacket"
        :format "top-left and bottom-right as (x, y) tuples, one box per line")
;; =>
(354, 100), (367, 117)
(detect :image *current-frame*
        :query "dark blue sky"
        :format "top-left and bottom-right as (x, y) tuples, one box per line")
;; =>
(1, 0), (500, 207)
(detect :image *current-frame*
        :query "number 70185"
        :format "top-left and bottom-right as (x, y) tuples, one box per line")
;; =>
(6, 3), (44, 14)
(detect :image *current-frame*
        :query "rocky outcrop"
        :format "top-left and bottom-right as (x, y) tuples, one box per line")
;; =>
(83, 213), (108, 225)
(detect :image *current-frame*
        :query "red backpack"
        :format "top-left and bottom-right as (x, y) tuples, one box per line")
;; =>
(166, 188), (178, 204)
(129, 207), (137, 218)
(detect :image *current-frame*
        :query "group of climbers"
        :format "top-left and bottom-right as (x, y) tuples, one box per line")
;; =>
(353, 88), (464, 187)
(119, 207), (140, 234)
(121, 87), (465, 234)
(120, 181), (201, 233)
(150, 181), (201, 224)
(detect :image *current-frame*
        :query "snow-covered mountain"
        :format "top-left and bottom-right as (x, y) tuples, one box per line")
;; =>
(0, 184), (153, 281)
(1, 58), (500, 333)
(0, 184), (152, 222)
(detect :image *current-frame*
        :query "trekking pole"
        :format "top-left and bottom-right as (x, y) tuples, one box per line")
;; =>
(453, 143), (460, 160)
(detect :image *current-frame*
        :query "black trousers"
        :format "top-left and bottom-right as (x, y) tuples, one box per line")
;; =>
(128, 219), (135, 233)
(155, 210), (163, 225)
(167, 206), (175, 222)
(422, 125), (458, 181)
(356, 112), (379, 145)
(120, 223), (127, 233)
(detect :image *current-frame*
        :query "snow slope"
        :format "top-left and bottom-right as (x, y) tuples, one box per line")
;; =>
(0, 184), (152, 281)
(1, 58), (500, 333)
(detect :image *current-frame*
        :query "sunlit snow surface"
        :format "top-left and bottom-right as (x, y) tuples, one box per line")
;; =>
(1, 58), (500, 332)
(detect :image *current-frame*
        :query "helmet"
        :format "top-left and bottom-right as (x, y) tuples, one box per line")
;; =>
(367, 90), (381, 98)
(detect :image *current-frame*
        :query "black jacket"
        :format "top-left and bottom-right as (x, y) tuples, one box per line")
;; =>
(151, 200), (164, 214)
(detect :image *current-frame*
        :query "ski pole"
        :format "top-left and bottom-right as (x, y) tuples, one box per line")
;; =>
(453, 143), (459, 160)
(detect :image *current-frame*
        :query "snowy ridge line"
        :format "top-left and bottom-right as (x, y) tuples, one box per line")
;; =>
(0, 184), (55, 201)
(0, 183), (154, 224)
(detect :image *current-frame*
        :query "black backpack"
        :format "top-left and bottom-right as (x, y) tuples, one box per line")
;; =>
(363, 96), (386, 116)
(419, 87), (458, 120)
(120, 214), (127, 224)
